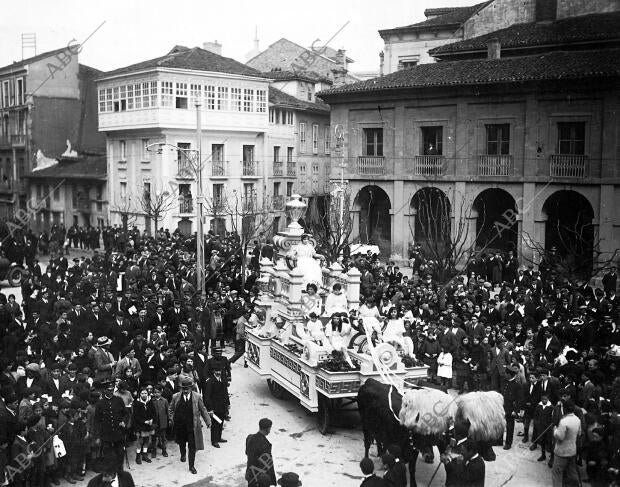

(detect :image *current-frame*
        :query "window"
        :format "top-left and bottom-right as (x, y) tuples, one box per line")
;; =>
(312, 163), (319, 175)
(119, 140), (126, 160)
(273, 182), (281, 196)
(307, 83), (313, 101)
(8, 79), (14, 106)
(286, 182), (294, 197)
(134, 84), (142, 109)
(557, 122), (585, 155)
(257, 89), (266, 112)
(212, 144), (224, 163)
(485, 124), (510, 155)
(299, 164), (307, 177)
(273, 146), (281, 163)
(243, 145), (255, 162)
(105, 88), (113, 111)
(231, 88), (242, 111)
(99, 89), (106, 112)
(213, 184), (224, 205)
(287, 147), (294, 163)
(2, 81), (8, 108)
(120, 181), (127, 199)
(399, 60), (418, 70)
(53, 186), (60, 201)
(217, 86), (228, 110)
(150, 81), (158, 106)
(118, 86), (127, 111)
(175, 82), (188, 109)
(363, 128), (383, 156)
(243, 183), (255, 198)
(243, 88), (254, 112)
(190, 84), (202, 106)
(421, 126), (442, 155)
(143, 182), (151, 203)
(286, 111), (293, 125)
(127, 84), (134, 110)
(269, 109), (275, 124)
(16, 78), (24, 105)
(312, 124), (319, 154)
(324, 126), (330, 154)
(205, 85), (216, 110)
(299, 123), (306, 153)
(142, 139), (150, 160)
(161, 81), (174, 107)
(177, 142), (191, 171)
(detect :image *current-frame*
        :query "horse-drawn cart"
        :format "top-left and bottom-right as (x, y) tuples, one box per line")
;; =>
(246, 327), (428, 434)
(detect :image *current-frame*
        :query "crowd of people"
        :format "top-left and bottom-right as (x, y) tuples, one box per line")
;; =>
(0, 219), (618, 486)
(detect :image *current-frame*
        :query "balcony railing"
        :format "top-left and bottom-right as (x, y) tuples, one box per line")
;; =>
(413, 155), (446, 176)
(287, 162), (296, 177)
(242, 161), (258, 177)
(0, 135), (9, 148)
(478, 155), (513, 176)
(177, 158), (194, 178)
(273, 161), (283, 176)
(211, 161), (228, 177)
(210, 197), (226, 214)
(550, 154), (588, 178)
(273, 195), (285, 210)
(10, 134), (26, 146)
(179, 196), (194, 214)
(357, 156), (385, 176)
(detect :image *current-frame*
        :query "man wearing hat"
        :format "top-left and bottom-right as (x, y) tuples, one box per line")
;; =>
(489, 338), (510, 392)
(86, 455), (136, 487)
(16, 362), (44, 399)
(246, 418), (277, 487)
(94, 379), (130, 473)
(502, 364), (523, 450)
(93, 336), (117, 381)
(203, 368), (230, 448)
(169, 376), (211, 474)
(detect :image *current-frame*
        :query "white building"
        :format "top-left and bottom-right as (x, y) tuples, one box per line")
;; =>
(97, 45), (271, 235)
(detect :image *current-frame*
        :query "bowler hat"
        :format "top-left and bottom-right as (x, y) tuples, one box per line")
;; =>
(278, 473), (302, 486)
(180, 377), (194, 388)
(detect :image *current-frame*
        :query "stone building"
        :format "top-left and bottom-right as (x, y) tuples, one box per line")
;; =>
(0, 46), (104, 218)
(319, 11), (620, 268)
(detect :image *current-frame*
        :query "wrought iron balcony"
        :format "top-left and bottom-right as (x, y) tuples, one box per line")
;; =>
(272, 195), (285, 210)
(10, 134), (26, 147)
(211, 161), (228, 177)
(242, 161), (259, 177)
(356, 156), (385, 176)
(273, 161), (283, 177)
(178, 197), (194, 214)
(478, 155), (513, 176)
(286, 162), (296, 177)
(412, 155), (446, 176)
(549, 154), (588, 178)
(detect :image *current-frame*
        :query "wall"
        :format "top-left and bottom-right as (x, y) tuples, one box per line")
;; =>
(28, 50), (80, 99)
(462, 0), (536, 39)
(383, 31), (461, 73)
(557, 0), (620, 18)
(31, 97), (82, 159)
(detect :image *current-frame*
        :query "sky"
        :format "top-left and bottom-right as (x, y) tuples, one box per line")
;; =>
(2, 0), (475, 74)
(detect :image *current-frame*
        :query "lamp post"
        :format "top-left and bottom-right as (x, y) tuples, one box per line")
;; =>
(146, 102), (205, 301)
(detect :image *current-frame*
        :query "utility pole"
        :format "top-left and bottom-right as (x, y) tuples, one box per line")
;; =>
(195, 101), (205, 301)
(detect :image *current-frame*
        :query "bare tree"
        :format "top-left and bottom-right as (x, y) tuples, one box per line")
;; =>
(522, 222), (619, 284)
(109, 195), (138, 231)
(306, 186), (353, 264)
(203, 189), (272, 284)
(136, 183), (177, 237)
(409, 188), (486, 283)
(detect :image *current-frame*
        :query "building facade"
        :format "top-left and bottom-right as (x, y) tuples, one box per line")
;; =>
(265, 71), (331, 232)
(319, 11), (620, 265)
(25, 155), (107, 231)
(98, 45), (272, 235)
(0, 46), (104, 218)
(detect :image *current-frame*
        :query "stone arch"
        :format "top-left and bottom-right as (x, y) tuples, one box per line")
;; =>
(472, 188), (518, 252)
(354, 185), (391, 256)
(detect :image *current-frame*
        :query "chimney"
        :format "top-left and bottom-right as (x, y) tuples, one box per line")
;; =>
(487, 38), (501, 60)
(337, 49), (347, 71)
(332, 67), (347, 87)
(203, 41), (222, 56)
(379, 51), (384, 77)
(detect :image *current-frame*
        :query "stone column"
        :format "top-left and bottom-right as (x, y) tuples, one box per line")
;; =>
(288, 267), (304, 304)
(392, 179), (406, 258)
(346, 266), (361, 309)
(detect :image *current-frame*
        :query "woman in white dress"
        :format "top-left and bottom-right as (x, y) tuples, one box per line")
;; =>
(382, 307), (414, 356)
(324, 313), (354, 367)
(300, 283), (322, 317)
(290, 234), (325, 287)
(358, 299), (382, 340)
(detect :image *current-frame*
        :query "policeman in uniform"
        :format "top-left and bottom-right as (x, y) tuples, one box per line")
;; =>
(93, 379), (130, 472)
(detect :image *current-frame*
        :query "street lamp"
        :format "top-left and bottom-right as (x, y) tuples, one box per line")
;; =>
(146, 103), (206, 302)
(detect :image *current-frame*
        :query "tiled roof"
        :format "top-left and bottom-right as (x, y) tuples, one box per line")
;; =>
(430, 11), (620, 56)
(318, 48), (620, 97)
(308, 45), (355, 64)
(269, 86), (329, 113)
(26, 156), (107, 180)
(380, 1), (490, 34)
(263, 69), (333, 84)
(102, 46), (264, 79)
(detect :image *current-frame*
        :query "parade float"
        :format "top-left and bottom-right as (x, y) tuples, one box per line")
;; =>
(246, 195), (428, 433)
